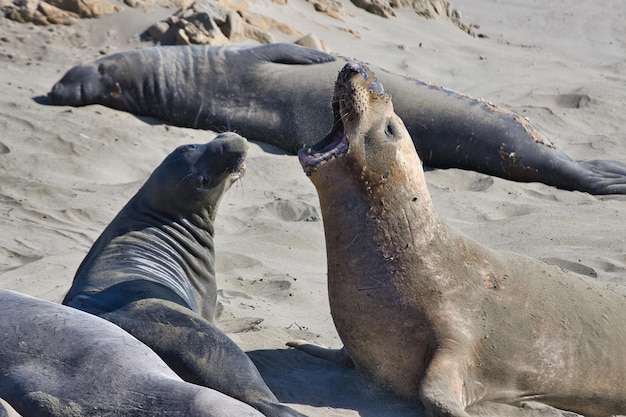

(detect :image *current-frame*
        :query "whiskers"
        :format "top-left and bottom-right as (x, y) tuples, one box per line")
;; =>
(331, 95), (354, 125)
(224, 175), (246, 203)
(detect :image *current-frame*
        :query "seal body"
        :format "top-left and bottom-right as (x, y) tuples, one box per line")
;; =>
(62, 132), (304, 417)
(294, 62), (626, 416)
(48, 43), (626, 194)
(0, 289), (264, 417)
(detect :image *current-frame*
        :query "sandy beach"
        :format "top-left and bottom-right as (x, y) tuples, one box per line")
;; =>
(1, 0), (625, 415)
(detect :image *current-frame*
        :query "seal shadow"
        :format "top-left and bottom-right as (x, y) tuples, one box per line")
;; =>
(247, 348), (424, 417)
(33, 95), (174, 128)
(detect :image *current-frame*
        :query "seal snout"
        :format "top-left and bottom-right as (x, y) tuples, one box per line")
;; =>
(340, 61), (369, 82)
(48, 65), (101, 106)
(338, 61), (384, 96)
(208, 133), (249, 178)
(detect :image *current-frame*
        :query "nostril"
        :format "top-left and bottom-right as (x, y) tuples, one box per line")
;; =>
(341, 61), (368, 81)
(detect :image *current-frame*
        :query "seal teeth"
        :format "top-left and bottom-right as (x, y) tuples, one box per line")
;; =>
(298, 127), (348, 174)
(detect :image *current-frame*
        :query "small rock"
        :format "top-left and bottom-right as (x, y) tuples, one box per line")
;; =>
(295, 33), (330, 53)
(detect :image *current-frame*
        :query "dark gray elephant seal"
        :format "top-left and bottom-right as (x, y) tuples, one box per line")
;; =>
(47, 43), (626, 195)
(0, 289), (264, 417)
(62, 132), (305, 417)
(291, 62), (626, 416)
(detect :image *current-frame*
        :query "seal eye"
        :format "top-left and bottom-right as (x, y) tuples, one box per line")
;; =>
(198, 176), (210, 188)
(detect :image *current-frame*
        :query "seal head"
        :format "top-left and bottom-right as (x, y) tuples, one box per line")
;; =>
(299, 61), (395, 177)
(144, 133), (247, 220)
(299, 61), (427, 205)
(48, 64), (103, 106)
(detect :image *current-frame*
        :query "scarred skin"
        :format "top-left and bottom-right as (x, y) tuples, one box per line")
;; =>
(291, 62), (626, 416)
(62, 132), (305, 417)
(0, 289), (264, 417)
(47, 43), (626, 195)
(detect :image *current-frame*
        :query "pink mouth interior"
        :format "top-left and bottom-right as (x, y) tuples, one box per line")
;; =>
(298, 124), (348, 175)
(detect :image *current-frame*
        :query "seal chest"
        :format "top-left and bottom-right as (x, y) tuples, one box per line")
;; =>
(299, 61), (445, 397)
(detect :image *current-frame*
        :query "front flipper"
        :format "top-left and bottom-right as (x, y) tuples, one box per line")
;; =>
(419, 351), (474, 417)
(286, 340), (355, 367)
(249, 43), (336, 65)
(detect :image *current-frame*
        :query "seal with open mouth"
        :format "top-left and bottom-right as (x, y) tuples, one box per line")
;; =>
(292, 62), (626, 416)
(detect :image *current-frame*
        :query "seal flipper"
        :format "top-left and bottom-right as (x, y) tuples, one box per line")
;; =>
(286, 340), (355, 368)
(574, 159), (626, 194)
(419, 351), (475, 417)
(249, 43), (336, 65)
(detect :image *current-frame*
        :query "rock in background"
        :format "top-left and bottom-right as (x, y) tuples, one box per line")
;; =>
(2, 0), (473, 38)
(143, 0), (300, 45)
(2, 0), (120, 25)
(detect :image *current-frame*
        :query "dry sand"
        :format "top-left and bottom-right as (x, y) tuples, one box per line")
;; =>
(1, 0), (625, 415)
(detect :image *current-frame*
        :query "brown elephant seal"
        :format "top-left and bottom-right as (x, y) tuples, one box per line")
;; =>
(62, 132), (305, 417)
(46, 43), (626, 195)
(0, 289), (264, 417)
(291, 61), (626, 416)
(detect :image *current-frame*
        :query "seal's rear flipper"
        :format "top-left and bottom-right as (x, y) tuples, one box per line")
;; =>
(249, 43), (336, 65)
(575, 159), (626, 194)
(286, 340), (354, 368)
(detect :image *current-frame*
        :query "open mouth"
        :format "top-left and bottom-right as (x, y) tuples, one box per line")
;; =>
(225, 156), (247, 180)
(298, 118), (348, 176)
(298, 61), (384, 176)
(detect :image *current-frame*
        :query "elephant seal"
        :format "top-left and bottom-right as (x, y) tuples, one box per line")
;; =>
(47, 43), (626, 195)
(0, 289), (264, 417)
(62, 132), (305, 417)
(291, 61), (626, 416)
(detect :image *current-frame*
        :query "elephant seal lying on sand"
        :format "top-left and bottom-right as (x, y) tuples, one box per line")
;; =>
(62, 132), (305, 417)
(47, 43), (626, 195)
(0, 289), (264, 417)
(290, 61), (626, 416)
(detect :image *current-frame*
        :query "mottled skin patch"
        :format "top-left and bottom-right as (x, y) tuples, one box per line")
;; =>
(292, 62), (626, 417)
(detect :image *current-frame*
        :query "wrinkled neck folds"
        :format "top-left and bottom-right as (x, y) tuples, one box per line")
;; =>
(76, 200), (217, 318)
